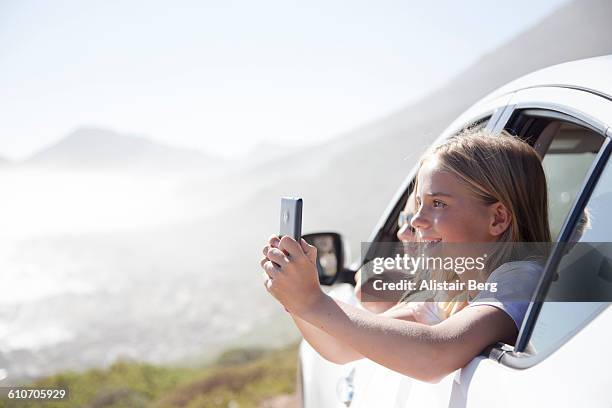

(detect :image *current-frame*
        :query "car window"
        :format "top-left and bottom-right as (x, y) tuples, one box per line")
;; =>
(524, 145), (612, 358)
(506, 111), (604, 239)
(539, 124), (603, 239)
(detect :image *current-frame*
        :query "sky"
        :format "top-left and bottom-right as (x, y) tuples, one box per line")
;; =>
(0, 0), (570, 160)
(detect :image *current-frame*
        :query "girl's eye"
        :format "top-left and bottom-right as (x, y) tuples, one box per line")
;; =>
(432, 200), (447, 208)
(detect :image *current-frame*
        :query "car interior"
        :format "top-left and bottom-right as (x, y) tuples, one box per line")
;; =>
(507, 109), (604, 239)
(511, 111), (611, 359)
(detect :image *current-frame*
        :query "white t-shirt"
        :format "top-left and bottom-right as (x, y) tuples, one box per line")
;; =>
(467, 260), (544, 330)
(401, 301), (444, 325)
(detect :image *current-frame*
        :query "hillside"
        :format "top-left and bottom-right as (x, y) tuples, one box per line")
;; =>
(25, 127), (223, 174)
(0, 344), (299, 408)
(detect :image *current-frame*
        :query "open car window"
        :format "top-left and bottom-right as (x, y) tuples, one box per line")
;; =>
(507, 109), (605, 240)
(540, 124), (603, 239)
(497, 109), (610, 366)
(519, 144), (611, 360)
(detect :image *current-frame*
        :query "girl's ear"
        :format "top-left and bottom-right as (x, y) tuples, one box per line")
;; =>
(489, 202), (512, 237)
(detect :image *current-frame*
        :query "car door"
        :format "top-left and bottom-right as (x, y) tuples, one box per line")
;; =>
(438, 86), (612, 408)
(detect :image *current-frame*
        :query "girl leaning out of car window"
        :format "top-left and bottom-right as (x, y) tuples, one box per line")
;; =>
(260, 129), (551, 383)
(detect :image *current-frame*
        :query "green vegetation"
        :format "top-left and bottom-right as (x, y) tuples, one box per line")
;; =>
(0, 344), (299, 408)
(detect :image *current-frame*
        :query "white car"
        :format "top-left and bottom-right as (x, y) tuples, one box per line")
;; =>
(299, 55), (612, 408)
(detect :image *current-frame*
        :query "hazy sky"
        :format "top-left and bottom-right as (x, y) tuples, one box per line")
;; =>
(1, 0), (569, 160)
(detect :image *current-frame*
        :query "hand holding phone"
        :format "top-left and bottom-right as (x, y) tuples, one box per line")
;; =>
(279, 197), (303, 240)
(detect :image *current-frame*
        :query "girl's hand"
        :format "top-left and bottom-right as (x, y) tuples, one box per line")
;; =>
(260, 236), (325, 316)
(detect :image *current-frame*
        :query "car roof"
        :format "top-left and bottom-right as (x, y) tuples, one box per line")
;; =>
(484, 55), (612, 102)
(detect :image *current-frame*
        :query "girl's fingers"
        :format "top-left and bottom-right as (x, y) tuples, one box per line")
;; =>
(300, 238), (318, 263)
(268, 234), (281, 248)
(263, 259), (281, 279)
(299, 238), (310, 252)
(260, 256), (269, 268)
(279, 236), (303, 257)
(261, 272), (272, 290)
(267, 247), (290, 266)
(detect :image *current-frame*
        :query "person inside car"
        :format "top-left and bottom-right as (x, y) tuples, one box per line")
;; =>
(260, 129), (550, 382)
(353, 191), (418, 313)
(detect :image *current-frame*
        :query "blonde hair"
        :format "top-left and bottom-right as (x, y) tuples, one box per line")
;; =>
(401, 129), (551, 317)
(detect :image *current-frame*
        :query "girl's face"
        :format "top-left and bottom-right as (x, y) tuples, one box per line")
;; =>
(411, 157), (503, 243)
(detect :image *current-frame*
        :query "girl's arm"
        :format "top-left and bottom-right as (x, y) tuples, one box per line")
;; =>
(290, 314), (363, 364)
(297, 293), (515, 382)
(263, 236), (516, 383)
(289, 302), (419, 365)
(262, 238), (419, 365)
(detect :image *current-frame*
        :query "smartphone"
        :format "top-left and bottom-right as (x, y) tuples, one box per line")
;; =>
(279, 197), (303, 240)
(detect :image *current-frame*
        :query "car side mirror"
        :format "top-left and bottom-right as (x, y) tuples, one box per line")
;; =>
(302, 232), (349, 286)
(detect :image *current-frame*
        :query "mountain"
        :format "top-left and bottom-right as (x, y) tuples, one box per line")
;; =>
(25, 127), (223, 174)
(220, 142), (299, 174)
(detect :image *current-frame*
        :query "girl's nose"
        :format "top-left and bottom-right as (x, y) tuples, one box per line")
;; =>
(411, 207), (430, 232)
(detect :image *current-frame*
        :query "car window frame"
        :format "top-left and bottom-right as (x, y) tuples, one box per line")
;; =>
(508, 108), (606, 238)
(512, 136), (611, 352)
(492, 93), (612, 368)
